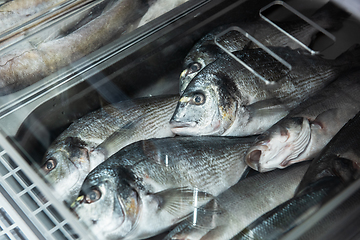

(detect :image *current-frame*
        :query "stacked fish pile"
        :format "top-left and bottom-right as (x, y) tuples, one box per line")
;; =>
(39, 1), (360, 240)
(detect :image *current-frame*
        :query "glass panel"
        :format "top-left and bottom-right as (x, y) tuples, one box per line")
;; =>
(0, 161), (8, 176)
(52, 229), (67, 240)
(35, 211), (55, 230)
(0, 234), (10, 240)
(10, 227), (27, 240)
(2, 155), (17, 170)
(5, 176), (24, 194)
(46, 205), (64, 223)
(20, 193), (40, 212)
(31, 187), (48, 205)
(0, 208), (13, 228)
(16, 170), (33, 187)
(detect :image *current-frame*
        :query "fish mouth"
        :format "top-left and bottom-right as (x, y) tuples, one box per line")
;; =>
(245, 145), (269, 171)
(170, 121), (197, 133)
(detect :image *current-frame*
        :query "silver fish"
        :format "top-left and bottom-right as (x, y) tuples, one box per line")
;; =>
(233, 176), (343, 240)
(296, 111), (360, 192)
(0, 0), (150, 95)
(235, 111), (360, 240)
(293, 187), (360, 240)
(179, 2), (349, 94)
(164, 162), (309, 240)
(170, 45), (360, 137)
(71, 136), (253, 240)
(246, 70), (360, 172)
(41, 95), (177, 204)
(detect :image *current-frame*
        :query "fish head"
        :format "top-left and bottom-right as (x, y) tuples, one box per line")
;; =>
(41, 137), (93, 203)
(71, 166), (141, 239)
(245, 117), (311, 172)
(180, 59), (206, 95)
(171, 74), (237, 136)
(180, 43), (221, 95)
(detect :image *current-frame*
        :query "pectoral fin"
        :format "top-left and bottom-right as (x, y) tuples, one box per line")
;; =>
(95, 118), (143, 158)
(154, 187), (214, 218)
(164, 197), (224, 240)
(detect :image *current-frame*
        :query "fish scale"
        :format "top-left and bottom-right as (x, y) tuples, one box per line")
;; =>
(234, 179), (338, 240)
(246, 70), (360, 172)
(72, 136), (253, 240)
(171, 45), (360, 137)
(42, 95), (178, 204)
(164, 163), (310, 240)
(179, 2), (349, 94)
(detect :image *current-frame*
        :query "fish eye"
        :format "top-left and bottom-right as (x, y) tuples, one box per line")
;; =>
(42, 159), (57, 174)
(85, 189), (101, 204)
(188, 62), (202, 74)
(190, 93), (205, 105)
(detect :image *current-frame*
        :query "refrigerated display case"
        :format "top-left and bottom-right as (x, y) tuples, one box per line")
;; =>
(0, 0), (359, 239)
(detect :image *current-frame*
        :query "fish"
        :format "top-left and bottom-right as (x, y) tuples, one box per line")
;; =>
(0, 0), (66, 34)
(233, 176), (343, 240)
(296, 110), (360, 193)
(245, 69), (360, 172)
(292, 187), (360, 240)
(41, 95), (178, 204)
(170, 45), (360, 137)
(179, 2), (349, 94)
(0, 0), (150, 95)
(234, 111), (360, 240)
(137, 0), (189, 27)
(164, 162), (309, 240)
(71, 136), (254, 240)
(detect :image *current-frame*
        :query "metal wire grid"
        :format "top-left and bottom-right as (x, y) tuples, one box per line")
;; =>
(0, 147), (83, 240)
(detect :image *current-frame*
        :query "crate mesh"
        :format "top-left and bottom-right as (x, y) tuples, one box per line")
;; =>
(0, 148), (82, 240)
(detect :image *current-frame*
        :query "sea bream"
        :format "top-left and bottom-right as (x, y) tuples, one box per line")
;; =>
(296, 110), (360, 193)
(71, 136), (254, 240)
(41, 95), (177, 204)
(164, 162), (309, 240)
(245, 69), (360, 172)
(179, 2), (349, 94)
(235, 111), (360, 240)
(170, 45), (360, 137)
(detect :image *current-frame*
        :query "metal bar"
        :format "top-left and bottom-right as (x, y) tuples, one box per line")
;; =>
(214, 26), (292, 85)
(259, 0), (336, 55)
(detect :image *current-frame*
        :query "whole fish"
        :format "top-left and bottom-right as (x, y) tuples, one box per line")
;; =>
(234, 176), (343, 240)
(170, 45), (360, 137)
(0, 0), (150, 95)
(235, 111), (360, 240)
(71, 136), (253, 240)
(164, 162), (309, 240)
(179, 2), (348, 94)
(245, 69), (360, 172)
(41, 95), (177, 204)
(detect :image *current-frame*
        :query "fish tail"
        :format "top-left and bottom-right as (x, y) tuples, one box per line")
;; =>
(310, 2), (350, 31)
